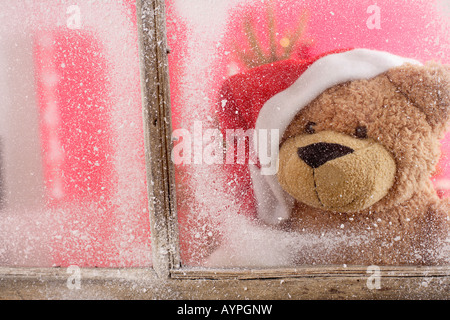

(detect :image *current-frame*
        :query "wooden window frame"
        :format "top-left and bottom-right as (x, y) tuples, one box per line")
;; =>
(0, 0), (448, 300)
(133, 0), (450, 299)
(136, 0), (180, 279)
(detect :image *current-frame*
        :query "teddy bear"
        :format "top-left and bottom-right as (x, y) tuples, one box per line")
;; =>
(217, 48), (449, 266)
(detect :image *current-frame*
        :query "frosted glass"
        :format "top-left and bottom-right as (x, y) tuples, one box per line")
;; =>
(0, 1), (151, 267)
(167, 0), (450, 267)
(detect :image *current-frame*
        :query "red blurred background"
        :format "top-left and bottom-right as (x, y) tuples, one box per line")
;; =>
(6, 0), (446, 267)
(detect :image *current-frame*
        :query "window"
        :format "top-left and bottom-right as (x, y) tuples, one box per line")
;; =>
(0, 0), (449, 300)
(0, 0), (151, 268)
(166, 0), (450, 269)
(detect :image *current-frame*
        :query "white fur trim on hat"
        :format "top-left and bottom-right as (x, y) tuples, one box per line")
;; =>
(253, 49), (422, 225)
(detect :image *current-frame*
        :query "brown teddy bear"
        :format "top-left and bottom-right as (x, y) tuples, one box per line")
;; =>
(218, 48), (449, 266)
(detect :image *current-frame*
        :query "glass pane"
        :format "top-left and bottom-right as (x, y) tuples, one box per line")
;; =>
(0, 0), (151, 267)
(167, 0), (450, 267)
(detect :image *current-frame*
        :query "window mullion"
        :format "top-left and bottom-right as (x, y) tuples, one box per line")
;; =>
(136, 0), (180, 279)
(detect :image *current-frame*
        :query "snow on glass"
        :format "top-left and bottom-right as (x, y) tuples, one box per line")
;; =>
(167, 0), (450, 267)
(0, 0), (448, 270)
(0, 1), (151, 267)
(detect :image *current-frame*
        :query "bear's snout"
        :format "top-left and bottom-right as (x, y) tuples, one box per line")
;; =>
(277, 131), (397, 212)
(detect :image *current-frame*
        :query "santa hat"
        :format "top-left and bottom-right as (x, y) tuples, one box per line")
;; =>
(218, 48), (421, 225)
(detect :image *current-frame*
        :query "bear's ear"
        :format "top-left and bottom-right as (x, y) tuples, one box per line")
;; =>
(386, 62), (450, 135)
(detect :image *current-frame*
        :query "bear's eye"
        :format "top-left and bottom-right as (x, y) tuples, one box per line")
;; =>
(305, 121), (316, 134)
(355, 126), (368, 139)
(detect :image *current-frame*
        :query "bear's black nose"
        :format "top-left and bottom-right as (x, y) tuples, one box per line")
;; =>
(297, 143), (354, 169)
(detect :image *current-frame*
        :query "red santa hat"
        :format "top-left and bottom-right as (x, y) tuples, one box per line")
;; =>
(218, 48), (421, 225)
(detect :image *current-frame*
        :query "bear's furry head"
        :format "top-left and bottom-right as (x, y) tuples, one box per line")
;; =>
(218, 49), (449, 224)
(278, 62), (450, 213)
